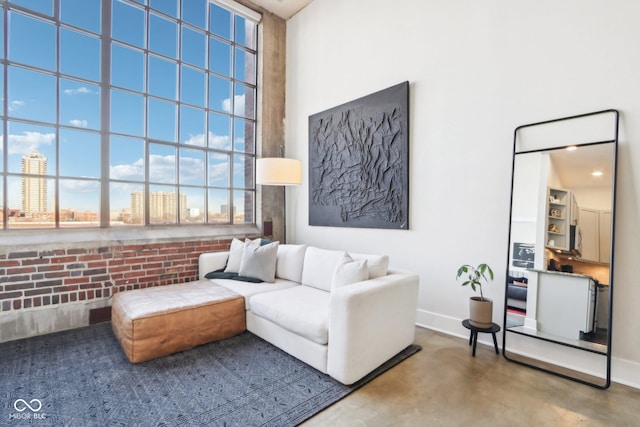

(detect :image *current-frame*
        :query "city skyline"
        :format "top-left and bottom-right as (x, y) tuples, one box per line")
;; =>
(1, 0), (257, 228)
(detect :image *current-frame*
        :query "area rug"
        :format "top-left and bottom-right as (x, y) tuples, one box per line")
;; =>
(0, 323), (420, 426)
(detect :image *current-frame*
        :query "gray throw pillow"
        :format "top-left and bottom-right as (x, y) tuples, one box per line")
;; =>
(238, 241), (279, 283)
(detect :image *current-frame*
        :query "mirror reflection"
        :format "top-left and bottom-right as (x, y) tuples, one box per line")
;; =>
(506, 142), (614, 354)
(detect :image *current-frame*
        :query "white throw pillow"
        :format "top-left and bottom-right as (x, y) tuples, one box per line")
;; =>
(332, 255), (369, 289)
(224, 238), (245, 273)
(301, 247), (348, 291)
(276, 244), (307, 282)
(348, 252), (389, 279)
(224, 238), (262, 273)
(238, 241), (279, 282)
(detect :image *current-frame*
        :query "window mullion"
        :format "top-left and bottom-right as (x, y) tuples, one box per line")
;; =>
(100, 0), (112, 227)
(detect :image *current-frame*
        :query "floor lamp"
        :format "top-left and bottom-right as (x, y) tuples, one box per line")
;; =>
(256, 157), (302, 243)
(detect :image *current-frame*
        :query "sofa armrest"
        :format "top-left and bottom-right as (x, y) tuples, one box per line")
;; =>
(198, 251), (230, 280)
(327, 272), (419, 385)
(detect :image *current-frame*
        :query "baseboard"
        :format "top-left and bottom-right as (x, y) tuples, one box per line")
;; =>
(415, 308), (500, 348)
(416, 308), (640, 390)
(612, 357), (640, 390)
(0, 299), (111, 343)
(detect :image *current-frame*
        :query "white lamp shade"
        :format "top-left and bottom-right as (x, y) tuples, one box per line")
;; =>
(256, 158), (302, 186)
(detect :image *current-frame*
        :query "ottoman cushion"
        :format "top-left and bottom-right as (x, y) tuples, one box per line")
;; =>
(111, 280), (245, 363)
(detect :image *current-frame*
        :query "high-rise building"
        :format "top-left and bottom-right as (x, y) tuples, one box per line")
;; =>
(21, 151), (48, 217)
(130, 190), (144, 224)
(130, 190), (187, 223)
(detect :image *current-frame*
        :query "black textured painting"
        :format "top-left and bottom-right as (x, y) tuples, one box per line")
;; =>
(309, 82), (409, 229)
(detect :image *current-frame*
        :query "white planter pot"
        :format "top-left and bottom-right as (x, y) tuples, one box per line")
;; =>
(469, 297), (493, 328)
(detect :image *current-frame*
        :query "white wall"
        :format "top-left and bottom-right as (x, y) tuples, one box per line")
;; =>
(285, 0), (640, 388)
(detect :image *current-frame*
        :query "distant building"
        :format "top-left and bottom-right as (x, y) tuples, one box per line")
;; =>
(130, 190), (187, 223)
(21, 151), (48, 217)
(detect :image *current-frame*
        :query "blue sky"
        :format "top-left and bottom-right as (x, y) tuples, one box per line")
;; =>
(1, 0), (256, 219)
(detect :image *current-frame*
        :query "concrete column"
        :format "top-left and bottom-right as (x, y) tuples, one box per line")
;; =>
(257, 10), (287, 243)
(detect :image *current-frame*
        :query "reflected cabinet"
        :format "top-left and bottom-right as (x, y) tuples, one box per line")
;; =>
(503, 110), (618, 388)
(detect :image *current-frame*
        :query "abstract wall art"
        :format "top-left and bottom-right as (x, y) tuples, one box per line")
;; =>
(308, 81), (409, 229)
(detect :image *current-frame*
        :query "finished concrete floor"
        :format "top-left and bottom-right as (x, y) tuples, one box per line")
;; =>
(303, 327), (640, 426)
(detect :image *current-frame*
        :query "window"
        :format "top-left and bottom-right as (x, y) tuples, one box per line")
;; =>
(0, 0), (258, 230)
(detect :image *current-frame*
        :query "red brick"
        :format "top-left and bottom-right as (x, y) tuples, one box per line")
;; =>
(52, 256), (78, 263)
(108, 258), (125, 266)
(54, 285), (79, 293)
(0, 291), (23, 300)
(33, 297), (42, 307)
(38, 265), (65, 272)
(80, 254), (103, 262)
(25, 288), (52, 297)
(124, 271), (145, 279)
(108, 265), (131, 274)
(13, 300), (21, 310)
(9, 251), (38, 259)
(7, 267), (36, 275)
(67, 248), (88, 255)
(22, 258), (51, 266)
(0, 260), (21, 268)
(44, 271), (71, 279)
(88, 261), (108, 268)
(63, 277), (85, 285)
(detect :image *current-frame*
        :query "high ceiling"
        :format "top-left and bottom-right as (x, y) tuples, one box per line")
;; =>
(249, 0), (314, 19)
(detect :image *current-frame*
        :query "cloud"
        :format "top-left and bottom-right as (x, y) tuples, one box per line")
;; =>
(110, 158), (144, 181)
(8, 100), (25, 112)
(69, 119), (88, 128)
(208, 160), (229, 184)
(222, 94), (246, 116)
(209, 133), (231, 150)
(183, 131), (231, 150)
(183, 133), (207, 147)
(64, 87), (93, 95)
(3, 131), (56, 155)
(149, 154), (177, 182)
(60, 179), (100, 193)
(179, 155), (204, 183)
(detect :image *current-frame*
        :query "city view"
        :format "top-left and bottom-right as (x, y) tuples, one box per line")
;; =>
(0, 0), (256, 229)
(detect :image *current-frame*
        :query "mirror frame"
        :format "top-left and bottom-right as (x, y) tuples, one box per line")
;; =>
(502, 109), (619, 389)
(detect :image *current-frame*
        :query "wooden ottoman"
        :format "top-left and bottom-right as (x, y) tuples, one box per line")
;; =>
(111, 280), (245, 363)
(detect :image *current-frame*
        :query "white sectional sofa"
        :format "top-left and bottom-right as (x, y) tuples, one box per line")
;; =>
(198, 243), (419, 385)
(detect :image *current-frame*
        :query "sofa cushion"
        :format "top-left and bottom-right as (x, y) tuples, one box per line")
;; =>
(276, 244), (307, 282)
(301, 247), (348, 292)
(249, 286), (330, 345)
(348, 252), (389, 279)
(238, 241), (279, 283)
(209, 278), (299, 310)
(332, 255), (368, 289)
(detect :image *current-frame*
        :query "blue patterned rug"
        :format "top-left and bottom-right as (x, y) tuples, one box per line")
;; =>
(0, 323), (420, 426)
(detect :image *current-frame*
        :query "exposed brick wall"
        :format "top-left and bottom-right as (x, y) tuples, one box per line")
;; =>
(0, 239), (233, 313)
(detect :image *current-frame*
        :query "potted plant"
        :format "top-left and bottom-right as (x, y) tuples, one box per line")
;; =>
(456, 263), (494, 328)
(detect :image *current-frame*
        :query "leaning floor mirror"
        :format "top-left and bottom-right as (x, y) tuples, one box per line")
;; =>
(503, 110), (618, 388)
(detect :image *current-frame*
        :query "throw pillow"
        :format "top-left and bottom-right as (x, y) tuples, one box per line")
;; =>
(332, 255), (369, 289)
(238, 241), (279, 283)
(224, 238), (262, 273)
(348, 252), (389, 279)
(224, 238), (245, 273)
